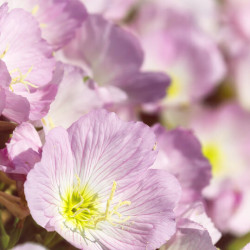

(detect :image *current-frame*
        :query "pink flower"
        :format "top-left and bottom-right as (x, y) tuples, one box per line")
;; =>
(131, 2), (225, 106)
(0, 61), (30, 123)
(152, 124), (211, 204)
(25, 109), (181, 249)
(0, 122), (42, 180)
(0, 3), (58, 121)
(4, 0), (88, 50)
(61, 14), (170, 109)
(150, 124), (220, 248)
(189, 103), (250, 235)
(161, 202), (221, 250)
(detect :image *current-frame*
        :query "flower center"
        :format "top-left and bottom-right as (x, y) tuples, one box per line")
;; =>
(60, 177), (131, 231)
(167, 74), (181, 99)
(202, 143), (224, 177)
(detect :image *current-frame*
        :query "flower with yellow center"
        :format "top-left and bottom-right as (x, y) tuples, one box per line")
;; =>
(25, 109), (181, 249)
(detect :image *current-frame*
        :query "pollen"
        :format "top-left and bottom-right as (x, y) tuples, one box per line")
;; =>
(9, 66), (38, 92)
(60, 178), (131, 231)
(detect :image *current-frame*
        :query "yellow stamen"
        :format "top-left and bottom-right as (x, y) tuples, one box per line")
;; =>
(61, 179), (131, 231)
(0, 45), (9, 59)
(48, 116), (55, 129)
(9, 66), (38, 92)
(41, 118), (47, 126)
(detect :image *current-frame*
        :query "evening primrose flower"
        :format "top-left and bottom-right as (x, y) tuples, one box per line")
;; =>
(151, 125), (221, 249)
(0, 122), (42, 179)
(130, 2), (225, 107)
(24, 109), (181, 249)
(3, 0), (87, 50)
(189, 103), (250, 235)
(62, 15), (170, 108)
(0, 3), (58, 121)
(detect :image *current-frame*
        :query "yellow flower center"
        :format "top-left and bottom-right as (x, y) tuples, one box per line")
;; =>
(202, 143), (224, 177)
(60, 177), (131, 231)
(167, 75), (181, 99)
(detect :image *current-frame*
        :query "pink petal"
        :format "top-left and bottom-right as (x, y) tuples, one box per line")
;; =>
(64, 14), (144, 85)
(2, 91), (30, 123)
(0, 60), (11, 88)
(24, 127), (74, 229)
(0, 87), (6, 114)
(162, 219), (217, 250)
(116, 72), (170, 104)
(152, 125), (211, 204)
(0, 6), (56, 87)
(67, 109), (157, 194)
(7, 0), (88, 50)
(6, 122), (42, 175)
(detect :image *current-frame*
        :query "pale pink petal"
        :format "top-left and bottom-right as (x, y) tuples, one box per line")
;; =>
(0, 148), (11, 172)
(152, 125), (211, 203)
(0, 60), (11, 88)
(0, 6), (56, 87)
(6, 122), (42, 175)
(24, 127), (74, 230)
(6, 0), (88, 50)
(91, 169), (181, 250)
(162, 219), (217, 250)
(63, 14), (144, 85)
(44, 64), (104, 129)
(67, 109), (157, 195)
(2, 91), (30, 123)
(116, 72), (170, 104)
(181, 202), (221, 244)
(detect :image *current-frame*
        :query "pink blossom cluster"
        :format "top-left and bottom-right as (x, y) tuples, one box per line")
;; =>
(0, 1), (250, 250)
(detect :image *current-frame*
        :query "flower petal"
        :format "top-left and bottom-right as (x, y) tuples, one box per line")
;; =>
(67, 109), (157, 195)
(64, 14), (144, 85)
(24, 127), (74, 230)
